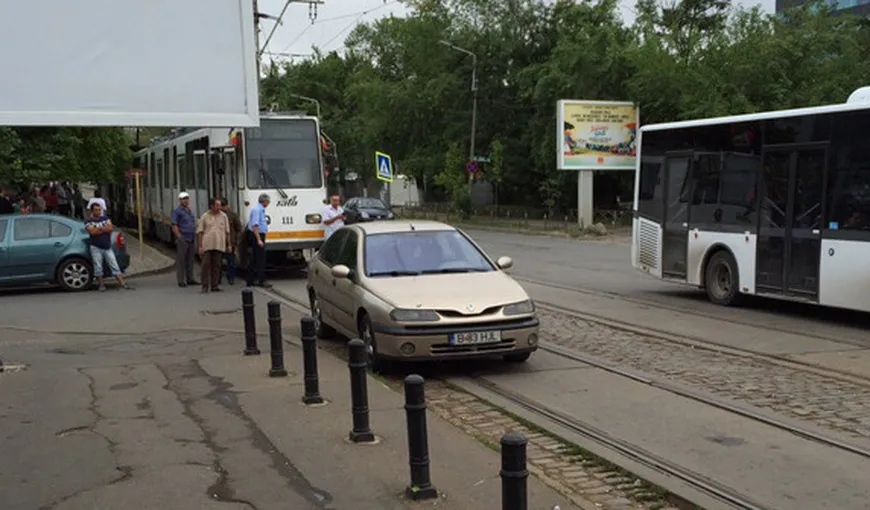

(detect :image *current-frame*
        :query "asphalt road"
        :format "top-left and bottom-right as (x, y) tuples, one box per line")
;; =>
(460, 228), (870, 348)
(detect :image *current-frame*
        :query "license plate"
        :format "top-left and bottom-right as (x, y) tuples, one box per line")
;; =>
(449, 330), (502, 346)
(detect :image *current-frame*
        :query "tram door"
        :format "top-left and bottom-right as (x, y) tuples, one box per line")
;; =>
(208, 147), (238, 207)
(222, 148), (239, 212)
(756, 144), (826, 300)
(660, 152), (693, 279)
(192, 149), (209, 217)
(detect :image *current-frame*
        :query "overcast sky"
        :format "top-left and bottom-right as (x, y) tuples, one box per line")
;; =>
(258, 0), (775, 63)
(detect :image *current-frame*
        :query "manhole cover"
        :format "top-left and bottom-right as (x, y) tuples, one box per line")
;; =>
(201, 308), (241, 316)
(0, 360), (27, 373)
(48, 348), (85, 355)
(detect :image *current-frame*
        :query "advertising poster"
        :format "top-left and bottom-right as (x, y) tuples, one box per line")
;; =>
(557, 100), (639, 170)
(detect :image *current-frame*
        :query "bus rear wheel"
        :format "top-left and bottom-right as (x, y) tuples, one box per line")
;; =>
(704, 250), (743, 306)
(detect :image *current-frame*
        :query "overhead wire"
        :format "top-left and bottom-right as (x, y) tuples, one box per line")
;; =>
(274, 0), (400, 56)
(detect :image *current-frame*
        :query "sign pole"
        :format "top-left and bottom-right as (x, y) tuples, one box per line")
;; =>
(135, 173), (144, 261)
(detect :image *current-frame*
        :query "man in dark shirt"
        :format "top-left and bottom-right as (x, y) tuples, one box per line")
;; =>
(221, 198), (243, 285)
(170, 192), (198, 287)
(84, 203), (130, 291)
(0, 188), (13, 215)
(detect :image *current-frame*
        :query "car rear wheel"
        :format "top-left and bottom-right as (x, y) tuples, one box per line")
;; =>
(359, 313), (389, 374)
(309, 291), (335, 338)
(57, 258), (93, 292)
(503, 352), (531, 363)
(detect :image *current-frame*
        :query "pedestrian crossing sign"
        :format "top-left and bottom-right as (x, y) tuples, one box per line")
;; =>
(375, 151), (393, 183)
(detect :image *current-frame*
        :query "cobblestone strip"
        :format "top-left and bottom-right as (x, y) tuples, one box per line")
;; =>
(423, 380), (680, 510)
(538, 308), (870, 439)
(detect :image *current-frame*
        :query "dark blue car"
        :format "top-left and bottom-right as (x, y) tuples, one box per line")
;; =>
(0, 214), (130, 291)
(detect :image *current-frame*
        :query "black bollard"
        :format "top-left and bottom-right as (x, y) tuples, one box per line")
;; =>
(300, 317), (324, 405)
(403, 374), (437, 500)
(347, 339), (375, 443)
(500, 434), (528, 510)
(267, 301), (287, 377)
(242, 289), (260, 355)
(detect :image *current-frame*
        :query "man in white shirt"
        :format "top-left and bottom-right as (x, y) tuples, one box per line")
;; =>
(322, 194), (345, 240)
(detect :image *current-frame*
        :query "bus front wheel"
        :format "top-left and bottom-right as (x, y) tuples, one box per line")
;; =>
(704, 250), (743, 307)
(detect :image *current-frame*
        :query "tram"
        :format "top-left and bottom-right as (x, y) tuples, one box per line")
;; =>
(125, 112), (329, 267)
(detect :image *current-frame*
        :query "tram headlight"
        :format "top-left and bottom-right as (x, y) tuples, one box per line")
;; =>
(306, 213), (322, 225)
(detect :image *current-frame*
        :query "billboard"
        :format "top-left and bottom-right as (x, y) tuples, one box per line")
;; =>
(0, 0), (259, 127)
(557, 100), (639, 170)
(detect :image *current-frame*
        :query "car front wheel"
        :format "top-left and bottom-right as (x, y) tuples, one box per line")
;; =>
(57, 258), (93, 292)
(309, 291), (335, 338)
(359, 313), (390, 373)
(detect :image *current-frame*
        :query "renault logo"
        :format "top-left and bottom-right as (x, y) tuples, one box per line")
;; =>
(466, 303), (475, 312)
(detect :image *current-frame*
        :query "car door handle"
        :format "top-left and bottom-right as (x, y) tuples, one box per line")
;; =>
(54, 242), (64, 247)
(331, 279), (336, 286)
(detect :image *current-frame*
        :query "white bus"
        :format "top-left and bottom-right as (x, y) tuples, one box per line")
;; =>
(631, 100), (870, 312)
(128, 112), (328, 267)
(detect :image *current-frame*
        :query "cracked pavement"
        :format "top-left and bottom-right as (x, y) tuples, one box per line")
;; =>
(0, 275), (330, 510)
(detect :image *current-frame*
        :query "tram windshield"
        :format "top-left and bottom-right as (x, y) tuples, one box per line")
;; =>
(245, 118), (323, 189)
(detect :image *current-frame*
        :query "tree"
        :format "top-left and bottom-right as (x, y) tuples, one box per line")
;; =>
(255, 0), (870, 213)
(0, 127), (131, 188)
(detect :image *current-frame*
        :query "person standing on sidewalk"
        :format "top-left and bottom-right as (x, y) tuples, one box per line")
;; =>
(196, 198), (231, 293)
(57, 182), (72, 217)
(170, 192), (198, 288)
(245, 193), (271, 289)
(321, 194), (345, 240)
(84, 202), (131, 292)
(221, 198), (243, 285)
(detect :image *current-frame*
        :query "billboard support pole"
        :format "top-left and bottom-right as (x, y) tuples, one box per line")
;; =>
(577, 170), (594, 230)
(135, 173), (144, 261)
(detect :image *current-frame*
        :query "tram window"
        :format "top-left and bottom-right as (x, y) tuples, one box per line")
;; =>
(177, 156), (187, 191)
(156, 159), (164, 188)
(163, 149), (172, 188)
(827, 111), (870, 234)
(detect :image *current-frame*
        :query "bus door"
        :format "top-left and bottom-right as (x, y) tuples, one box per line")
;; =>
(756, 144), (826, 300)
(661, 152), (693, 279)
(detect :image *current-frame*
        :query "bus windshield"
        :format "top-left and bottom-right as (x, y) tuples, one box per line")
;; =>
(245, 118), (323, 189)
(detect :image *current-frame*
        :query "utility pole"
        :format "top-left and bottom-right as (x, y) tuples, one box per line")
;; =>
(439, 40), (478, 193)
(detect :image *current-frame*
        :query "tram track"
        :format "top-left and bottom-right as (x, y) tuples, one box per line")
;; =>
(515, 275), (870, 350)
(456, 375), (770, 510)
(259, 283), (870, 509)
(520, 276), (870, 386)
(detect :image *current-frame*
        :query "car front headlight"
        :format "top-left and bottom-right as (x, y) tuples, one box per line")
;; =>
(389, 308), (440, 322)
(387, 212), (394, 219)
(503, 300), (535, 316)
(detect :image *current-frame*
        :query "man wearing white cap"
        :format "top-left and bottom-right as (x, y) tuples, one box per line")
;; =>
(170, 192), (198, 287)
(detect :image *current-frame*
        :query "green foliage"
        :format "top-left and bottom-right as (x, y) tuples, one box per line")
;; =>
(0, 127), (131, 188)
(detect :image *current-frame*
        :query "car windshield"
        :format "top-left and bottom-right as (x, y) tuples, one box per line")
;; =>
(364, 230), (494, 277)
(354, 198), (387, 209)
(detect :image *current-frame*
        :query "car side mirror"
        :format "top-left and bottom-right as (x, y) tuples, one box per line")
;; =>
(331, 264), (352, 279)
(496, 256), (513, 270)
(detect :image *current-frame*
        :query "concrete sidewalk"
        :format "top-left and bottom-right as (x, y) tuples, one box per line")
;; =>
(122, 230), (175, 278)
(199, 297), (578, 509)
(0, 277), (576, 510)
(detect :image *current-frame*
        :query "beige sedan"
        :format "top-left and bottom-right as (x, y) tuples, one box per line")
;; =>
(306, 220), (539, 370)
